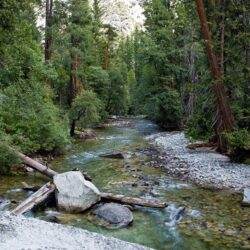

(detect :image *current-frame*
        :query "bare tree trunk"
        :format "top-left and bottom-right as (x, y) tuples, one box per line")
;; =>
(69, 35), (83, 136)
(219, 0), (225, 76)
(104, 40), (110, 70)
(100, 193), (167, 208)
(195, 0), (235, 152)
(45, 0), (53, 61)
(15, 151), (58, 178)
(45, 0), (53, 87)
(69, 36), (83, 106)
(70, 119), (76, 137)
(11, 183), (55, 216)
(186, 44), (196, 117)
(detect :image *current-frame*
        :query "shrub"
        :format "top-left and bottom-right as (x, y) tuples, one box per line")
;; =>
(70, 90), (102, 130)
(0, 81), (70, 155)
(224, 129), (250, 153)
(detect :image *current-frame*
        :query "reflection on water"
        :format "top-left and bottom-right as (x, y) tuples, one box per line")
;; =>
(0, 118), (250, 250)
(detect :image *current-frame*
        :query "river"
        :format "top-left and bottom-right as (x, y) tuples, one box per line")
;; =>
(0, 118), (250, 250)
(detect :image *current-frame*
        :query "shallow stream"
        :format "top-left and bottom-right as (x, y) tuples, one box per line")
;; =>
(1, 118), (250, 250)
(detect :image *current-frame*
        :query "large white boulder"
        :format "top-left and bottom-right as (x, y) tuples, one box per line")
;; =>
(54, 171), (101, 213)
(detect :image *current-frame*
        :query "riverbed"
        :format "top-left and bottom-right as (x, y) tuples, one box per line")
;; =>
(1, 118), (250, 250)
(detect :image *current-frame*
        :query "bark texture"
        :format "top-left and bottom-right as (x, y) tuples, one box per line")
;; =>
(195, 0), (235, 152)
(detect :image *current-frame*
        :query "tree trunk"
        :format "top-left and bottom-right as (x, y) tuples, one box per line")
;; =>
(15, 151), (58, 178)
(70, 119), (76, 137)
(69, 35), (83, 107)
(100, 193), (167, 208)
(104, 40), (110, 70)
(45, 0), (53, 61)
(219, 0), (225, 76)
(69, 37), (79, 105)
(11, 183), (55, 215)
(195, 0), (235, 152)
(45, 0), (53, 87)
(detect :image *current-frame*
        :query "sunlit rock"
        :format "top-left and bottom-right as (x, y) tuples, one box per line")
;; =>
(54, 171), (101, 213)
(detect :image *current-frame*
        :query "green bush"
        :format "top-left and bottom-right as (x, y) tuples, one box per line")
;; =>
(70, 90), (102, 129)
(146, 88), (182, 130)
(224, 129), (250, 153)
(0, 81), (70, 155)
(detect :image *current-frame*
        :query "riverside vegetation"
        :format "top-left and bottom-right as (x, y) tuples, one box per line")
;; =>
(0, 0), (249, 172)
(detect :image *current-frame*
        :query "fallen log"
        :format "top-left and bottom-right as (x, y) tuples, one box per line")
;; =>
(11, 182), (55, 216)
(100, 192), (167, 208)
(13, 152), (167, 212)
(15, 151), (58, 178)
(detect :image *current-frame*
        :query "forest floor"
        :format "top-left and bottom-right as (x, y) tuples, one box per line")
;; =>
(147, 132), (250, 192)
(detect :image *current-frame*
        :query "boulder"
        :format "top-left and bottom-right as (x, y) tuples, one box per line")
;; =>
(99, 151), (132, 159)
(54, 171), (101, 213)
(242, 188), (250, 207)
(93, 203), (133, 228)
(73, 129), (96, 140)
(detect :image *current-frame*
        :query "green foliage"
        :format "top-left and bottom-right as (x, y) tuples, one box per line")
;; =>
(0, 82), (69, 154)
(107, 67), (128, 115)
(146, 88), (182, 130)
(0, 0), (249, 174)
(0, 132), (19, 174)
(224, 129), (250, 153)
(70, 90), (102, 128)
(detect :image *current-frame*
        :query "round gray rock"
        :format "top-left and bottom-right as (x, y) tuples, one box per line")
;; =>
(93, 203), (133, 227)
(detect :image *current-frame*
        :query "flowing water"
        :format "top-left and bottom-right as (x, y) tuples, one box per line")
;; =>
(0, 118), (250, 250)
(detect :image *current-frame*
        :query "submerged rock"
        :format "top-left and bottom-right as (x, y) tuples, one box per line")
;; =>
(54, 171), (101, 213)
(99, 151), (132, 159)
(73, 129), (96, 140)
(93, 203), (133, 228)
(242, 188), (250, 207)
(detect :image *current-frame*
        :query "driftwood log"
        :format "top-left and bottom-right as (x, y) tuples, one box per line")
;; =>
(101, 193), (167, 208)
(15, 151), (58, 178)
(12, 182), (55, 215)
(13, 151), (167, 213)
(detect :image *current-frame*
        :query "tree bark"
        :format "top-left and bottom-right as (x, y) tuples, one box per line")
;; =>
(45, 0), (53, 88)
(69, 35), (83, 106)
(195, 0), (235, 152)
(11, 182), (55, 215)
(45, 0), (53, 62)
(100, 192), (167, 208)
(15, 151), (58, 178)
(70, 119), (76, 137)
(219, 0), (225, 76)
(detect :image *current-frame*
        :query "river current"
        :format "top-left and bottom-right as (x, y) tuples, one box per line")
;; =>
(0, 118), (250, 250)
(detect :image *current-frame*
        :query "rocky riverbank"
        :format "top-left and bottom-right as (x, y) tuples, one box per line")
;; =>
(0, 212), (152, 250)
(147, 132), (250, 192)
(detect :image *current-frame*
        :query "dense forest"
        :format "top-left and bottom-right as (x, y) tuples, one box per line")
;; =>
(0, 0), (249, 173)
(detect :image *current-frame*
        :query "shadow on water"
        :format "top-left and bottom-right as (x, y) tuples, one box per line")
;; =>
(1, 118), (250, 250)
